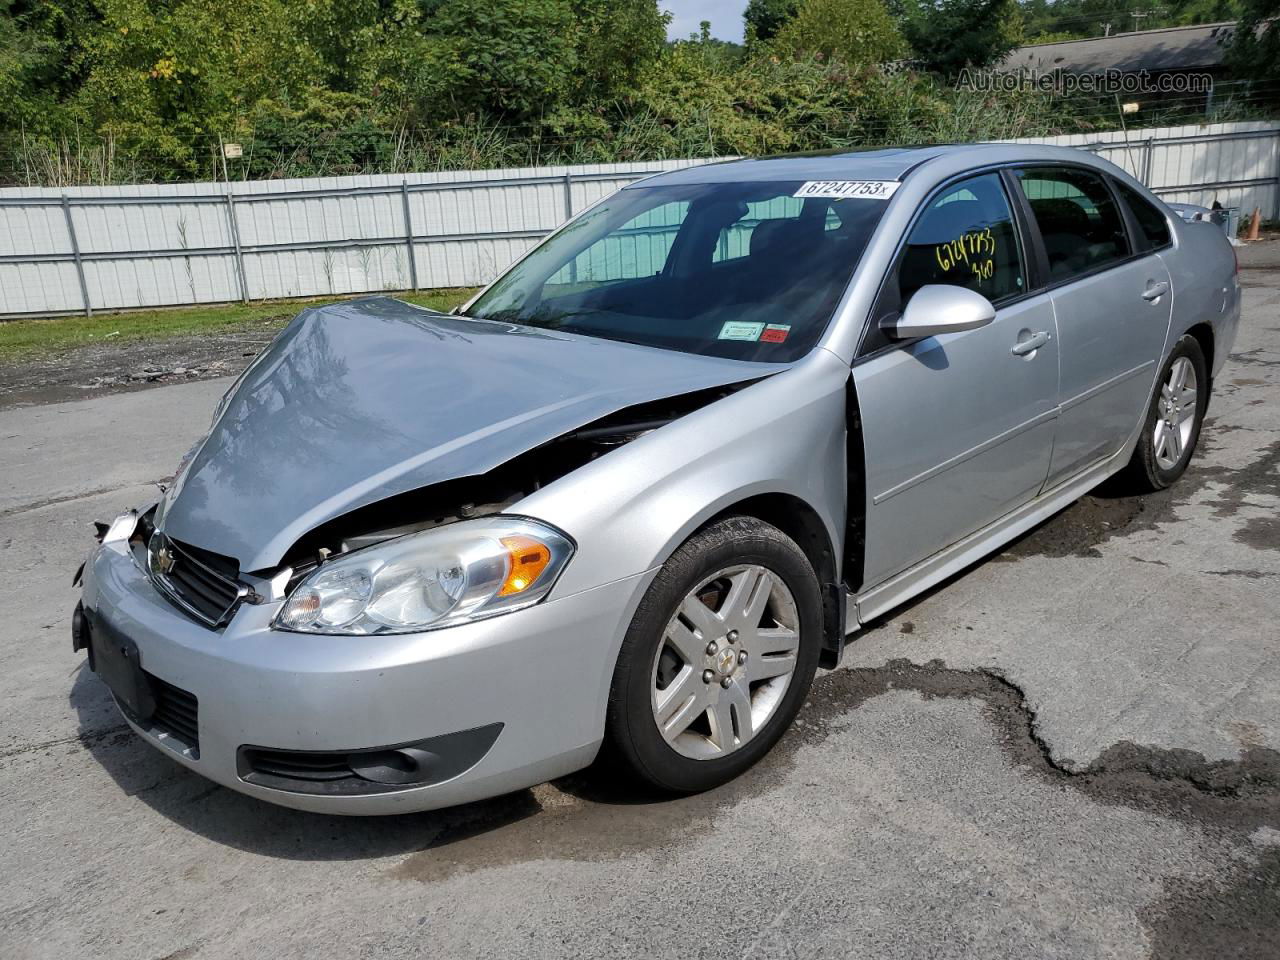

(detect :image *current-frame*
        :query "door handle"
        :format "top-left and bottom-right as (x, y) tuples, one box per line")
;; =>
(1011, 331), (1052, 356)
(1142, 281), (1170, 301)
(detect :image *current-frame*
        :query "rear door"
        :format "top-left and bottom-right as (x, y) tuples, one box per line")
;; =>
(853, 171), (1059, 589)
(1010, 166), (1173, 487)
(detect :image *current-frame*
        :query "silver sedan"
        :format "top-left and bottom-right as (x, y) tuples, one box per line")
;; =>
(75, 143), (1239, 813)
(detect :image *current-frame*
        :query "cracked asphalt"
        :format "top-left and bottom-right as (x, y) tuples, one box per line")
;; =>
(2, 246), (1279, 959)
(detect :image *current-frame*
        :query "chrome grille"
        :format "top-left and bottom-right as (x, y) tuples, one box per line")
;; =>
(148, 532), (247, 628)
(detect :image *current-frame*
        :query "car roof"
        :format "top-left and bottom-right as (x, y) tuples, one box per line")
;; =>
(632, 143), (1112, 187)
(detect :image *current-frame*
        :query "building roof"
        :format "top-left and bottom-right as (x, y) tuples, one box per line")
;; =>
(999, 21), (1236, 74)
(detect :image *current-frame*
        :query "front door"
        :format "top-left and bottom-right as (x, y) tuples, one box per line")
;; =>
(853, 171), (1059, 590)
(1010, 165), (1173, 486)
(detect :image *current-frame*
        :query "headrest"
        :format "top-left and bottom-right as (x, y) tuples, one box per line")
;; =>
(1030, 197), (1091, 232)
(749, 218), (816, 259)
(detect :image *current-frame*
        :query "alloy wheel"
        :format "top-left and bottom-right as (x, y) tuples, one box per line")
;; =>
(649, 564), (801, 761)
(1154, 356), (1198, 471)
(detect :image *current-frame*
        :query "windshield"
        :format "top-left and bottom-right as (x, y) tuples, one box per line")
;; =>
(464, 181), (889, 363)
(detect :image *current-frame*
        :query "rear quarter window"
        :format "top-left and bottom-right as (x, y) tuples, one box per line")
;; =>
(1115, 181), (1172, 250)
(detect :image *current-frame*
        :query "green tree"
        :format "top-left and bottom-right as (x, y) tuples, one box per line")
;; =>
(356, 0), (577, 122)
(570, 0), (669, 102)
(1018, 0), (1241, 41)
(1169, 0), (1243, 24)
(70, 0), (332, 172)
(297, 0), (381, 91)
(899, 0), (1024, 75)
(1226, 0), (1279, 105)
(0, 0), (96, 134)
(0, 3), (54, 130)
(744, 0), (802, 41)
(773, 0), (907, 66)
(1023, 30), (1080, 44)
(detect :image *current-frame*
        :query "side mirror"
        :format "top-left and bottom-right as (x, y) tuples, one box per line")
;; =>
(886, 284), (996, 340)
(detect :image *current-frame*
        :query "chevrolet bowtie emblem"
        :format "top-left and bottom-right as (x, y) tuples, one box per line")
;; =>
(155, 544), (176, 575)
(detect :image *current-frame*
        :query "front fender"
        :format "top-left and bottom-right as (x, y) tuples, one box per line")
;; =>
(514, 348), (851, 601)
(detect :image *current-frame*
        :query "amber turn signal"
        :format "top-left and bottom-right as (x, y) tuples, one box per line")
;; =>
(498, 536), (552, 596)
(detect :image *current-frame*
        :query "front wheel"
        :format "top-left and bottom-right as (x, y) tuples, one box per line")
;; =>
(1116, 334), (1209, 493)
(602, 516), (822, 794)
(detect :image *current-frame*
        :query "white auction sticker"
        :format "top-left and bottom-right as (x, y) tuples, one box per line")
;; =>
(793, 180), (901, 200)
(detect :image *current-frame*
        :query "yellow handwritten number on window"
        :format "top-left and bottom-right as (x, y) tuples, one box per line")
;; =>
(934, 227), (997, 281)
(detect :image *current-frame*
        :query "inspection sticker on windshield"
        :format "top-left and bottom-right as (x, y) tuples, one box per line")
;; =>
(793, 180), (900, 200)
(761, 324), (790, 343)
(718, 321), (765, 341)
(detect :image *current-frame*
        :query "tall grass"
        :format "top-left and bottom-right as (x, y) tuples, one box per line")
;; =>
(3, 82), (1267, 187)
(9, 130), (156, 187)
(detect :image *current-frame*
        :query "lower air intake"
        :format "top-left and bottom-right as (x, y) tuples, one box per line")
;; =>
(237, 724), (503, 796)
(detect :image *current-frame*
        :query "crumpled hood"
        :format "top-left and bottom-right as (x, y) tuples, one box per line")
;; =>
(159, 297), (772, 571)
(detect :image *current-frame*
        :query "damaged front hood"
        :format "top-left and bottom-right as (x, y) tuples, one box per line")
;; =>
(159, 297), (773, 571)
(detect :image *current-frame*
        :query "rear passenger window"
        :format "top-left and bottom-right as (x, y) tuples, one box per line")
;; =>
(1015, 167), (1129, 281)
(897, 173), (1025, 305)
(1115, 181), (1172, 250)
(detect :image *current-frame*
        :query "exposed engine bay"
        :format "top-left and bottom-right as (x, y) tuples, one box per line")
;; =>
(277, 381), (755, 579)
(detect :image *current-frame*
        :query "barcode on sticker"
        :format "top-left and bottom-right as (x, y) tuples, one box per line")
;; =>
(794, 180), (900, 200)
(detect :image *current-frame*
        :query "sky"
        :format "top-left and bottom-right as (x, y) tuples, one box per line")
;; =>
(664, 1), (749, 43)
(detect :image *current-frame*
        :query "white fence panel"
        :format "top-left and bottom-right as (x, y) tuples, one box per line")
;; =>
(1016, 120), (1280, 217)
(0, 158), (713, 317)
(0, 128), (1275, 318)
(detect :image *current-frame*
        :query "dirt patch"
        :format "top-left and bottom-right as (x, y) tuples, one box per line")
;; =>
(999, 487), (1179, 559)
(1195, 438), (1280, 520)
(1144, 846), (1280, 960)
(1236, 516), (1280, 552)
(1230, 349), (1280, 369)
(998, 434), (1280, 560)
(1204, 568), (1280, 580)
(0, 323), (282, 409)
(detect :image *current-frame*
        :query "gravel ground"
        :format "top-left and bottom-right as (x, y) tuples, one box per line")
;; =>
(1, 248), (1278, 960)
(0, 322), (283, 410)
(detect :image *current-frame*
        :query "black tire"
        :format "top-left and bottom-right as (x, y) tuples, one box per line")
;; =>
(602, 515), (823, 794)
(1115, 334), (1209, 493)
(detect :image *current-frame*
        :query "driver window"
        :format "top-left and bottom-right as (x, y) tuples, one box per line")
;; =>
(898, 173), (1025, 305)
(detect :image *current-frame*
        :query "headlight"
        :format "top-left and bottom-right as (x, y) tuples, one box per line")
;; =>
(274, 517), (573, 635)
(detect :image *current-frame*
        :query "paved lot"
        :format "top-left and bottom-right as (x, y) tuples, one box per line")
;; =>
(2, 249), (1279, 959)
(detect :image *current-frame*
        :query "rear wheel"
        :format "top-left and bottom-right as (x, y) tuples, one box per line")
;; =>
(1116, 335), (1208, 493)
(603, 516), (822, 793)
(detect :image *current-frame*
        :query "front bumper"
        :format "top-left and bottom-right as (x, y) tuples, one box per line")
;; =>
(81, 538), (650, 815)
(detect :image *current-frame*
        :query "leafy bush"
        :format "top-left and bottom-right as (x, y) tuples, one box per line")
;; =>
(1226, 0), (1279, 107)
(898, 0), (1025, 76)
(772, 0), (908, 66)
(0, 0), (1268, 185)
